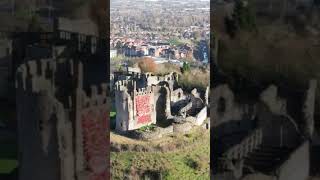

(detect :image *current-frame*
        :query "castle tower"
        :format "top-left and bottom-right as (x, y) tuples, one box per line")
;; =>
(15, 58), (109, 180)
(16, 59), (72, 180)
(114, 80), (156, 131)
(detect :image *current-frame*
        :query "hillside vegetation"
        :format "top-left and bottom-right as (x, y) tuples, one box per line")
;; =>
(110, 127), (210, 179)
(213, 1), (320, 131)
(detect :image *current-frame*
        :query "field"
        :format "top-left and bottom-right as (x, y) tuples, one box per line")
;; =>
(110, 127), (210, 180)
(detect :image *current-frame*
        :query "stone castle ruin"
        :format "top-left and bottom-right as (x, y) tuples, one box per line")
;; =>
(9, 16), (110, 180)
(113, 69), (209, 133)
(15, 58), (109, 180)
(211, 79), (318, 180)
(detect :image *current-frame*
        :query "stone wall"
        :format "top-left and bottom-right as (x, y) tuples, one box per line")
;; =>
(114, 71), (207, 132)
(115, 82), (157, 131)
(154, 85), (171, 122)
(173, 121), (193, 134)
(16, 59), (71, 180)
(115, 84), (132, 131)
(135, 126), (174, 140)
(171, 88), (186, 104)
(77, 85), (109, 180)
(211, 84), (248, 127)
(211, 81), (317, 137)
(303, 80), (317, 138)
(16, 58), (109, 180)
(212, 81), (317, 178)
(134, 88), (156, 128)
(195, 107), (207, 126)
(278, 141), (309, 180)
(259, 85), (287, 116)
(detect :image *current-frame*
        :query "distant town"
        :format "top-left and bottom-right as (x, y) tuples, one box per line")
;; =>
(110, 0), (210, 67)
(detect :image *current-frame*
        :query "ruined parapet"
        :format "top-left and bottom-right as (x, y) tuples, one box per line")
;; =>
(171, 88), (186, 104)
(179, 101), (192, 118)
(115, 84), (157, 131)
(191, 88), (201, 99)
(16, 59), (57, 93)
(303, 79), (317, 138)
(115, 88), (133, 131)
(16, 58), (109, 180)
(126, 66), (141, 74)
(162, 86), (172, 118)
(114, 79), (136, 131)
(163, 72), (178, 90)
(195, 107), (207, 126)
(114, 80), (133, 128)
(153, 85), (171, 123)
(75, 84), (109, 180)
(260, 85), (287, 116)
(205, 86), (210, 107)
(110, 73), (115, 92)
(114, 79), (136, 93)
(81, 84), (108, 109)
(15, 58), (74, 180)
(211, 84), (245, 126)
(173, 121), (193, 133)
(131, 71), (142, 79)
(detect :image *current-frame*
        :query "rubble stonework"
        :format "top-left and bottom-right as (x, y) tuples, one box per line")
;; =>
(16, 58), (109, 180)
(114, 70), (209, 132)
(212, 80), (317, 180)
(115, 82), (157, 131)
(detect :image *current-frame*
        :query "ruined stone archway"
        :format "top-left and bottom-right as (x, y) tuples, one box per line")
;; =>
(211, 84), (243, 126)
(155, 86), (169, 127)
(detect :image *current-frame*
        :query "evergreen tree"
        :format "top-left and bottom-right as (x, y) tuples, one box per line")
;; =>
(182, 62), (190, 73)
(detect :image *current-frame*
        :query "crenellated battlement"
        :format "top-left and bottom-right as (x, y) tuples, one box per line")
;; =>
(16, 59), (56, 93)
(129, 71), (142, 79)
(134, 86), (153, 96)
(114, 79), (136, 92)
(15, 58), (75, 93)
(81, 83), (109, 108)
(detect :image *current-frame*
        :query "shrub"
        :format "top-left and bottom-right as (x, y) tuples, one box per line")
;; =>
(224, 0), (257, 37)
(184, 157), (198, 169)
(155, 63), (180, 76)
(233, 0), (256, 31)
(137, 57), (157, 73)
(178, 68), (209, 90)
(137, 124), (156, 132)
(181, 62), (190, 73)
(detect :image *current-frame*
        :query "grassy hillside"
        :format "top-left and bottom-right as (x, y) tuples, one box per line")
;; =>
(110, 127), (210, 179)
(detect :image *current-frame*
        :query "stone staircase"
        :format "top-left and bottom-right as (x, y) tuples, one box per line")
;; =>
(213, 129), (263, 175)
(212, 131), (251, 174)
(215, 132), (251, 155)
(243, 145), (294, 175)
(216, 128), (300, 178)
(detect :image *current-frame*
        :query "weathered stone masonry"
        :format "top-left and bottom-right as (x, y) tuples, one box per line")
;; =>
(211, 80), (317, 180)
(115, 80), (156, 131)
(15, 58), (109, 180)
(113, 70), (209, 132)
